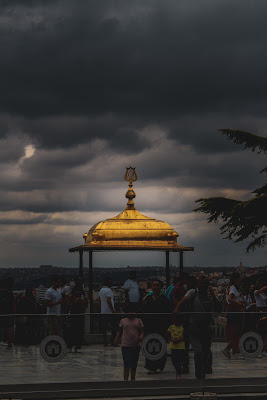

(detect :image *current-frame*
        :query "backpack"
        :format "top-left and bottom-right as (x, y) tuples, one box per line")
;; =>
(187, 288), (214, 325)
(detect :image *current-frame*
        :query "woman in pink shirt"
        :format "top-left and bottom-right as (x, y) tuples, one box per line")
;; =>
(114, 303), (144, 381)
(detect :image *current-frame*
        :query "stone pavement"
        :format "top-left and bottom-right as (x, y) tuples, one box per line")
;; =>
(0, 342), (267, 385)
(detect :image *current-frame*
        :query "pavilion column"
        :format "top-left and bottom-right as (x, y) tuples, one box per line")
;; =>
(165, 250), (170, 288)
(179, 251), (184, 273)
(79, 251), (83, 278)
(88, 250), (93, 333)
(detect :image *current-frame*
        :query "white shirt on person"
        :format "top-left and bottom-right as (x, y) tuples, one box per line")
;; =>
(123, 279), (140, 302)
(98, 286), (114, 314)
(226, 285), (241, 304)
(254, 290), (267, 308)
(45, 287), (62, 315)
(60, 285), (71, 295)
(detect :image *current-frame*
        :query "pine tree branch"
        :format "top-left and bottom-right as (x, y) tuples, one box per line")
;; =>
(194, 129), (267, 252)
(195, 196), (267, 252)
(218, 129), (267, 154)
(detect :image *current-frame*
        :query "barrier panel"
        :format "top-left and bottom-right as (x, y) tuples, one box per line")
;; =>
(0, 311), (266, 387)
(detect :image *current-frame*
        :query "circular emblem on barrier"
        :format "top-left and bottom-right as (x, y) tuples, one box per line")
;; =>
(40, 335), (67, 362)
(239, 331), (263, 358)
(141, 333), (166, 361)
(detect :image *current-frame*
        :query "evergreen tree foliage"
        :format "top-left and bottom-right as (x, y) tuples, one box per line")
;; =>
(194, 129), (267, 252)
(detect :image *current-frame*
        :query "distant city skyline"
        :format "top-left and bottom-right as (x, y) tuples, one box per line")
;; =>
(0, 1), (266, 268)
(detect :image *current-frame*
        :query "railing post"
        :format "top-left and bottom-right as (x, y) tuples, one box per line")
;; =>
(79, 250), (83, 278)
(179, 251), (184, 273)
(88, 250), (93, 333)
(166, 250), (170, 287)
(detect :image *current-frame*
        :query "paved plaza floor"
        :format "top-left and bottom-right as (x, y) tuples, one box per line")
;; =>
(1, 342), (267, 386)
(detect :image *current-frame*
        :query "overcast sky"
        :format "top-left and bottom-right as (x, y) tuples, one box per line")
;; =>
(0, 0), (266, 269)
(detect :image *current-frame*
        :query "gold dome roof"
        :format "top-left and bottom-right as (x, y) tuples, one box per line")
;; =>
(84, 207), (180, 249)
(69, 168), (194, 252)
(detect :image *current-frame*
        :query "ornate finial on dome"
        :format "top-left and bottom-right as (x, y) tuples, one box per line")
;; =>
(124, 167), (137, 209)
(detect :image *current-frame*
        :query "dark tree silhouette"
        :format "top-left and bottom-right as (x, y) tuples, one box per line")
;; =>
(194, 129), (267, 252)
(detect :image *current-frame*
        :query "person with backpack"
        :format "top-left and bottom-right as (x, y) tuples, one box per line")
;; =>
(174, 276), (221, 379)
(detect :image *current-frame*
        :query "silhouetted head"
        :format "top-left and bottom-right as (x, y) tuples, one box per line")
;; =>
(230, 272), (241, 288)
(25, 287), (33, 296)
(124, 302), (138, 318)
(59, 277), (66, 287)
(75, 276), (83, 287)
(51, 276), (60, 289)
(197, 276), (210, 296)
(198, 275), (209, 287)
(172, 313), (183, 326)
(188, 276), (198, 290)
(103, 277), (113, 288)
(177, 273), (190, 285)
(248, 284), (255, 293)
(151, 280), (162, 296)
(129, 271), (136, 280)
(255, 279), (264, 290)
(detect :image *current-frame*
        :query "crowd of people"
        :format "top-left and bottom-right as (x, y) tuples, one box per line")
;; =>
(222, 272), (267, 360)
(1, 270), (267, 382)
(0, 276), (88, 352)
(98, 271), (267, 381)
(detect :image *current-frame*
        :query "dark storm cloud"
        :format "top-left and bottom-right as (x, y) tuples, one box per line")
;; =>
(0, 0), (267, 152)
(0, 135), (26, 162)
(166, 115), (267, 154)
(0, 185), (126, 213)
(18, 115), (149, 151)
(0, 113), (149, 152)
(0, 133), (263, 215)
(0, 215), (46, 225)
(0, 1), (267, 268)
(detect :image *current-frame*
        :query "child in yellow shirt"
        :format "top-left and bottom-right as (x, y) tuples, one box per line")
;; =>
(167, 314), (186, 379)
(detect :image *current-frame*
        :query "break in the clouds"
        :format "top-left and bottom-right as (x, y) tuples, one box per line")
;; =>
(0, 0), (266, 268)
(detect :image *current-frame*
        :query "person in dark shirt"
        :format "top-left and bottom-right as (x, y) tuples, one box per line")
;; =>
(173, 275), (198, 374)
(0, 278), (15, 350)
(142, 279), (170, 374)
(175, 276), (221, 379)
(16, 286), (37, 345)
(172, 273), (190, 311)
(67, 277), (88, 353)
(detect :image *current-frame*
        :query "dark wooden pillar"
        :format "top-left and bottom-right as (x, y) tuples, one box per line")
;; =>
(88, 250), (93, 333)
(179, 251), (184, 273)
(165, 250), (170, 288)
(79, 251), (83, 278)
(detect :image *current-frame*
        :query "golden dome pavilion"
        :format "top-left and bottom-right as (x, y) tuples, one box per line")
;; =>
(69, 167), (194, 252)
